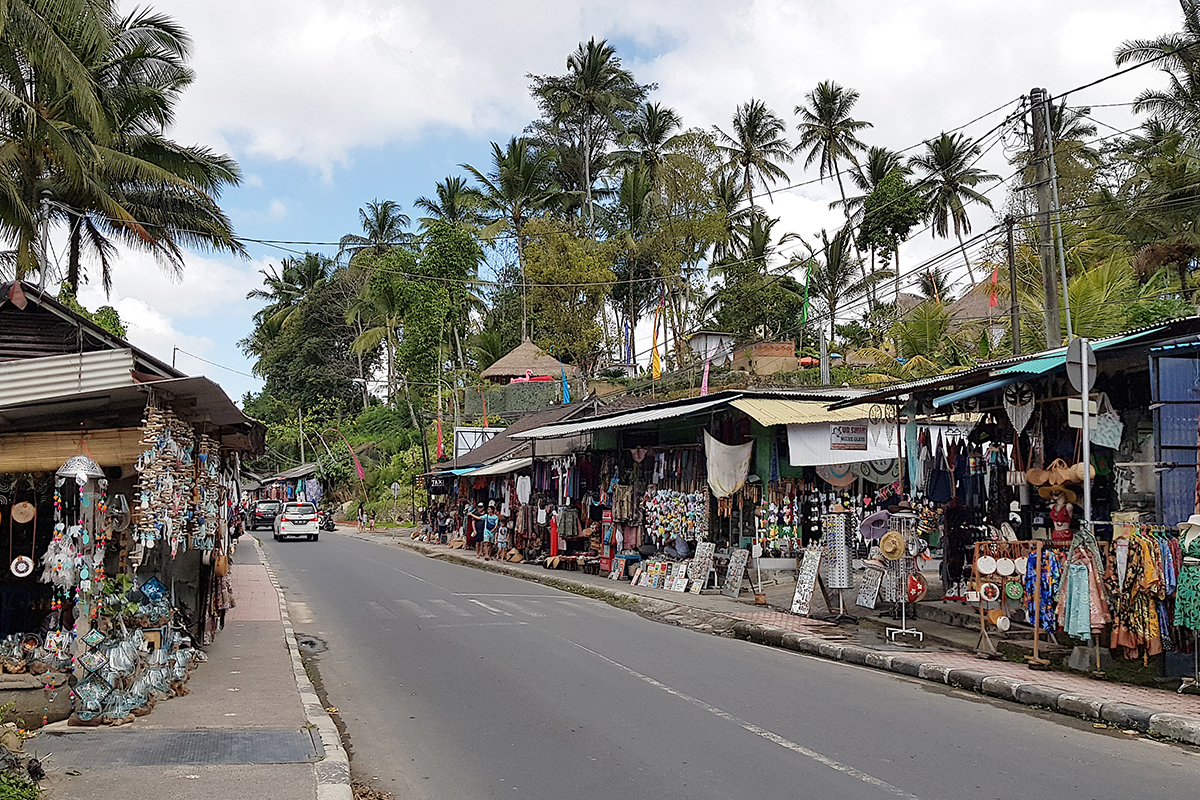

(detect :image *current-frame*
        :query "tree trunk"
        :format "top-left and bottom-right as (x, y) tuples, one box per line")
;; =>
(957, 231), (977, 284)
(65, 215), (82, 296)
(517, 229), (528, 340)
(583, 120), (593, 231)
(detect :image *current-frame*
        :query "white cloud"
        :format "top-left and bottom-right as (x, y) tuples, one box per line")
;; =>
(267, 199), (288, 222)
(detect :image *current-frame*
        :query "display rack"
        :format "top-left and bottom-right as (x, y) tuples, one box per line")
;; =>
(819, 511), (856, 624)
(884, 511), (922, 642)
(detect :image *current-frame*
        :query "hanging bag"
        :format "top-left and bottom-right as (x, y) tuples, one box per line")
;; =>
(1007, 436), (1027, 487)
(926, 432), (953, 504)
(1089, 392), (1123, 450)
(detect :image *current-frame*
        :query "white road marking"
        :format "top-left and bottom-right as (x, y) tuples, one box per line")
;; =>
(364, 600), (397, 619)
(488, 598), (546, 617)
(393, 568), (427, 582)
(394, 599), (436, 618)
(550, 600), (578, 616)
(465, 598), (514, 616)
(570, 642), (924, 800)
(430, 621), (529, 628)
(288, 601), (315, 624)
(427, 599), (472, 616)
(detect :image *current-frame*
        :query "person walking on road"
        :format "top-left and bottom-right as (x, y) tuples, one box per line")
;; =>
(467, 503), (483, 556)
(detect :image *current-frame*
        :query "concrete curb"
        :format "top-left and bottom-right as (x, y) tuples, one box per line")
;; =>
(350, 530), (1200, 749)
(253, 538), (353, 800)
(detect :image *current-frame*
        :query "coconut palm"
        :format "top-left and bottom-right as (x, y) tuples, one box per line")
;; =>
(533, 38), (640, 229)
(338, 199), (412, 261)
(834, 146), (909, 218)
(909, 132), (997, 283)
(1115, 2), (1200, 131)
(714, 99), (792, 210)
(462, 137), (557, 339)
(804, 224), (890, 340)
(246, 253), (333, 330)
(54, 8), (243, 296)
(612, 102), (683, 185)
(793, 80), (872, 214)
(414, 176), (485, 229)
(709, 172), (749, 262)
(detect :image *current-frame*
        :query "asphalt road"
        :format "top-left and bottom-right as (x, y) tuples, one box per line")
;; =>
(260, 532), (1200, 800)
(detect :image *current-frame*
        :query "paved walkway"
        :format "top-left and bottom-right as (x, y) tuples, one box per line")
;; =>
(36, 539), (347, 800)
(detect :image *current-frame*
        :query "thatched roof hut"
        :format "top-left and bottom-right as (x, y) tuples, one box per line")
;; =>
(480, 339), (581, 383)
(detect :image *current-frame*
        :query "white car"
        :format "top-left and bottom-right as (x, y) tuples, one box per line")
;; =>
(274, 502), (320, 541)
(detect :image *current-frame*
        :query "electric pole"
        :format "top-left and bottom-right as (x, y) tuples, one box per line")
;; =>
(1006, 216), (1020, 355)
(1030, 88), (1061, 348)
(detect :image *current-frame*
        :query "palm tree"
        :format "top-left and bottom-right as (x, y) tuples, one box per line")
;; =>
(793, 80), (872, 213)
(338, 199), (412, 261)
(535, 37), (640, 230)
(709, 172), (749, 262)
(462, 137), (557, 339)
(346, 274), (404, 404)
(0, 4), (242, 285)
(714, 99), (793, 210)
(909, 132), (997, 283)
(918, 265), (953, 303)
(804, 225), (889, 340)
(835, 145), (908, 218)
(612, 102), (683, 185)
(246, 253), (333, 330)
(414, 176), (484, 229)
(55, 8), (243, 296)
(1115, 2), (1200, 131)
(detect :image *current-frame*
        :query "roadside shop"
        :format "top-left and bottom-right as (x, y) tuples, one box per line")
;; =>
(829, 318), (1200, 667)
(0, 282), (265, 725)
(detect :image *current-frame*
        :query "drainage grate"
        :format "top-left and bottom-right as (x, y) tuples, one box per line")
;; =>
(41, 728), (323, 767)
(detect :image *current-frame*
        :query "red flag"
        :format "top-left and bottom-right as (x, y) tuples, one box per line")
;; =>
(435, 419), (445, 459)
(989, 267), (999, 308)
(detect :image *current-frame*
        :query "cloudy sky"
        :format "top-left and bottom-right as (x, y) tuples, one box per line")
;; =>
(73, 0), (1181, 401)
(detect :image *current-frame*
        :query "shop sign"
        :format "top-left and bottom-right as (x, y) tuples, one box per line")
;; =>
(829, 424), (868, 451)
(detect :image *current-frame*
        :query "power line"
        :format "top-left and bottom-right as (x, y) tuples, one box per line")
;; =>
(172, 347), (263, 380)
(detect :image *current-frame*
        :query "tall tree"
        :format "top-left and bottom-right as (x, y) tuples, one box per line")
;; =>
(246, 253), (333, 330)
(612, 102), (683, 185)
(57, 8), (243, 296)
(804, 225), (889, 340)
(414, 176), (485, 229)
(713, 99), (792, 211)
(793, 80), (872, 213)
(835, 145), (908, 219)
(1116, 0), (1200, 132)
(528, 37), (646, 230)
(462, 137), (557, 339)
(909, 132), (997, 283)
(338, 199), (412, 261)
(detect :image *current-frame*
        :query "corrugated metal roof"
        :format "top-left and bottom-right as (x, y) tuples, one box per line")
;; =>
(467, 457), (532, 477)
(0, 349), (135, 408)
(512, 395), (737, 440)
(729, 398), (867, 426)
(995, 327), (1165, 376)
(268, 462), (318, 481)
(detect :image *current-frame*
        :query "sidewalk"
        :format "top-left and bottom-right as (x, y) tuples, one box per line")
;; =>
(34, 539), (350, 800)
(356, 525), (1200, 747)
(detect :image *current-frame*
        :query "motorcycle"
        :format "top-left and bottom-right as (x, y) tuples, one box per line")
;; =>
(318, 510), (336, 532)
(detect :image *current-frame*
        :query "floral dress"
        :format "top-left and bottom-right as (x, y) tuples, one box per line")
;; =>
(1105, 535), (1165, 659)
(1176, 534), (1200, 631)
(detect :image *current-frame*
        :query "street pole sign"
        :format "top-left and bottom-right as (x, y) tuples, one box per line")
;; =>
(1066, 337), (1094, 529)
(390, 481), (401, 499)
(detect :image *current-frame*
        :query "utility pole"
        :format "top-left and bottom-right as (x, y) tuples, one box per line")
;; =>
(298, 407), (305, 463)
(1006, 216), (1020, 355)
(1030, 88), (1061, 348)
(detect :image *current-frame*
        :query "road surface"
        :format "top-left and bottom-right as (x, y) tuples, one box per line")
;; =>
(260, 532), (1200, 800)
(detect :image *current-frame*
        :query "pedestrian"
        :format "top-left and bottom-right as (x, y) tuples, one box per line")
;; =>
(368, 509), (376, 533)
(482, 502), (499, 561)
(496, 513), (510, 561)
(356, 501), (365, 533)
(467, 502), (483, 555)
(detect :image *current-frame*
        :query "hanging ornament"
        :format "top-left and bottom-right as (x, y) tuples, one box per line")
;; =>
(1004, 382), (1035, 433)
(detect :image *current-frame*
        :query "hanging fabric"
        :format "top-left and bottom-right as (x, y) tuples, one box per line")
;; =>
(704, 431), (752, 498)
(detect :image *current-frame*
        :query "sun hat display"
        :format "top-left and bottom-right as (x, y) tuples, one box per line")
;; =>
(1038, 484), (1077, 504)
(907, 573), (927, 603)
(980, 582), (1001, 602)
(1180, 514), (1200, 547)
(816, 463), (856, 488)
(995, 557), (1016, 576)
(879, 531), (905, 560)
(987, 608), (1012, 631)
(858, 510), (890, 540)
(976, 554), (997, 575)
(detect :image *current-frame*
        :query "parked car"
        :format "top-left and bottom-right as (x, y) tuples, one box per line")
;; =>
(246, 500), (282, 531)
(275, 502), (320, 541)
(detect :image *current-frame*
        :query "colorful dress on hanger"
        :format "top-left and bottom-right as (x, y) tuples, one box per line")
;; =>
(1106, 532), (1165, 658)
(1177, 534), (1200, 631)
